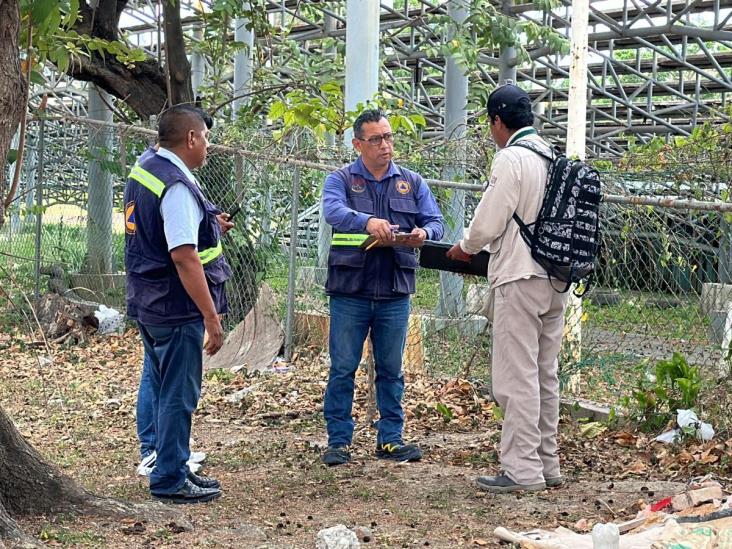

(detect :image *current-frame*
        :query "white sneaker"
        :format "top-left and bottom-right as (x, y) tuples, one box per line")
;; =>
(136, 451), (203, 477)
(189, 451), (206, 464)
(136, 451), (157, 476)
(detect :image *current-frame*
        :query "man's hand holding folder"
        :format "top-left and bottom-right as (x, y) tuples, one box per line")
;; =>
(446, 242), (474, 262)
(363, 218), (428, 250)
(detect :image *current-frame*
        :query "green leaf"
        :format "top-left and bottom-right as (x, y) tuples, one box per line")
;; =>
(29, 69), (45, 85)
(435, 402), (454, 423)
(31, 0), (57, 26)
(64, 0), (79, 26)
(579, 421), (607, 439)
(7, 149), (18, 165)
(389, 115), (401, 133)
(268, 100), (286, 121)
(409, 113), (427, 127)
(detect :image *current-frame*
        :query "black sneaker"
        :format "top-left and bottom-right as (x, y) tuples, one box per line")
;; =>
(187, 470), (221, 489)
(375, 442), (422, 462)
(545, 475), (564, 488)
(321, 446), (351, 466)
(152, 479), (221, 504)
(475, 473), (546, 493)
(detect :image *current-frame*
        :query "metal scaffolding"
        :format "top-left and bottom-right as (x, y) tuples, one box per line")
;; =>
(31, 0), (732, 157)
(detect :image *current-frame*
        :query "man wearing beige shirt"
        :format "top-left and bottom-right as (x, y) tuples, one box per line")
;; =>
(447, 84), (567, 493)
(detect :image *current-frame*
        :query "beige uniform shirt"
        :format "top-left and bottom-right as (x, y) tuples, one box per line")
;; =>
(459, 128), (552, 289)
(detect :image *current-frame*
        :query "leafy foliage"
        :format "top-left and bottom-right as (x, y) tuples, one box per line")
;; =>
(21, 0), (147, 77)
(621, 353), (704, 432)
(618, 110), (732, 192)
(267, 82), (427, 143)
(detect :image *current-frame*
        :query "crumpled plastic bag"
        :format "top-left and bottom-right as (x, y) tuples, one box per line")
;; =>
(655, 409), (714, 443)
(94, 304), (124, 335)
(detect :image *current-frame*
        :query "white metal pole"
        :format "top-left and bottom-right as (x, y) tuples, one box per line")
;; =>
(190, 25), (205, 96)
(438, 0), (470, 318)
(564, 0), (590, 387)
(233, 13), (255, 117)
(344, 0), (380, 144)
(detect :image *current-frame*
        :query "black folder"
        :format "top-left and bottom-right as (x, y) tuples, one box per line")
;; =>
(418, 241), (490, 277)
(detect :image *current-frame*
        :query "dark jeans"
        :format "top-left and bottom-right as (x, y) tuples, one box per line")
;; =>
(324, 295), (410, 447)
(137, 320), (204, 494)
(136, 352), (155, 459)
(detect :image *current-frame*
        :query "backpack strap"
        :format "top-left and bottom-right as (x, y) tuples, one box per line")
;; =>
(505, 140), (554, 239)
(509, 140), (556, 163)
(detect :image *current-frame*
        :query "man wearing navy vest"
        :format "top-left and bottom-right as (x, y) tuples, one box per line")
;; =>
(320, 109), (444, 466)
(124, 105), (232, 503)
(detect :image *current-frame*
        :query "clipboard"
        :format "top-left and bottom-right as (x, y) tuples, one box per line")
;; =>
(418, 240), (490, 276)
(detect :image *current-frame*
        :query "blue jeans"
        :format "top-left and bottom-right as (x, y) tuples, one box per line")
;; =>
(136, 352), (156, 459)
(138, 320), (204, 495)
(324, 295), (410, 447)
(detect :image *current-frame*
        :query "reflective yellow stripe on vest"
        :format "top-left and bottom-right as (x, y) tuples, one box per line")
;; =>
(129, 165), (166, 198)
(331, 233), (369, 246)
(198, 241), (223, 265)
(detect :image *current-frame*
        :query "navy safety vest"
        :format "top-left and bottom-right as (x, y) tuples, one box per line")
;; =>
(325, 163), (421, 299)
(123, 149), (232, 325)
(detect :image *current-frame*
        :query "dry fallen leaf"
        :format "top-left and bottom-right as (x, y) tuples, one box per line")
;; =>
(623, 460), (647, 475)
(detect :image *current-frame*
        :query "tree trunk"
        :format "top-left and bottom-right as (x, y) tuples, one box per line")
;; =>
(0, 407), (89, 516)
(162, 0), (194, 106)
(0, 0), (25, 227)
(0, 402), (189, 543)
(69, 56), (169, 118)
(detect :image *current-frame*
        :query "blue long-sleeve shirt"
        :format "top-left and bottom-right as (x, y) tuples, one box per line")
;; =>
(322, 157), (444, 241)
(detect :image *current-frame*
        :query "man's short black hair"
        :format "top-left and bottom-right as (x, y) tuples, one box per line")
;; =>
(487, 84), (534, 130)
(353, 109), (387, 138)
(158, 104), (210, 147)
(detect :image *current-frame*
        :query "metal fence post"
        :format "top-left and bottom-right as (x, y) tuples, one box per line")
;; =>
(284, 162), (302, 362)
(33, 117), (46, 302)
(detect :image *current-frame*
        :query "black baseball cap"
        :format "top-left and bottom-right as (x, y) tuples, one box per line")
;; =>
(487, 83), (531, 117)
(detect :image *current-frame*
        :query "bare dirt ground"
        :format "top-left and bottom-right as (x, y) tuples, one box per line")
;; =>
(1, 326), (729, 548)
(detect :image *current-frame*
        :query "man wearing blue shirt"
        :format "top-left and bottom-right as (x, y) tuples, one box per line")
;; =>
(135, 109), (220, 477)
(124, 105), (232, 503)
(321, 109), (444, 466)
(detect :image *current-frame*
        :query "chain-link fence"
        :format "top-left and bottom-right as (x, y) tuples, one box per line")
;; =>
(2, 116), (731, 390)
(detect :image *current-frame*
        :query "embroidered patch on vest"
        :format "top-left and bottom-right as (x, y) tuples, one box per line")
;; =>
(125, 201), (136, 234)
(351, 181), (366, 193)
(396, 180), (410, 194)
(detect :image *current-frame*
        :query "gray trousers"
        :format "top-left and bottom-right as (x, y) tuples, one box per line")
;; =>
(491, 277), (568, 485)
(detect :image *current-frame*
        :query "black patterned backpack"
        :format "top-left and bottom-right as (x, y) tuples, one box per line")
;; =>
(510, 141), (602, 295)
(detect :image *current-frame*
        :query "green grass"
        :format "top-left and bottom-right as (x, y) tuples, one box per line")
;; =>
(0, 221), (125, 294)
(583, 294), (711, 342)
(39, 525), (105, 546)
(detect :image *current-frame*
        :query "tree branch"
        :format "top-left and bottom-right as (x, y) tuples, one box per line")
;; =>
(4, 20), (32, 209)
(162, 0), (193, 106)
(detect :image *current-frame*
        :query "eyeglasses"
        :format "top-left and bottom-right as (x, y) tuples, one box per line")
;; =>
(357, 132), (394, 146)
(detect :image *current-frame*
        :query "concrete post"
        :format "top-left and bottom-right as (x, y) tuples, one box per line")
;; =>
(191, 24), (205, 95)
(86, 85), (114, 274)
(233, 12), (255, 117)
(499, 0), (517, 84)
(563, 0), (591, 387)
(437, 0), (470, 318)
(344, 0), (380, 143)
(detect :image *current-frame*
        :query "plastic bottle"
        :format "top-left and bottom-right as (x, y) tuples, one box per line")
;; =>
(591, 523), (620, 549)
